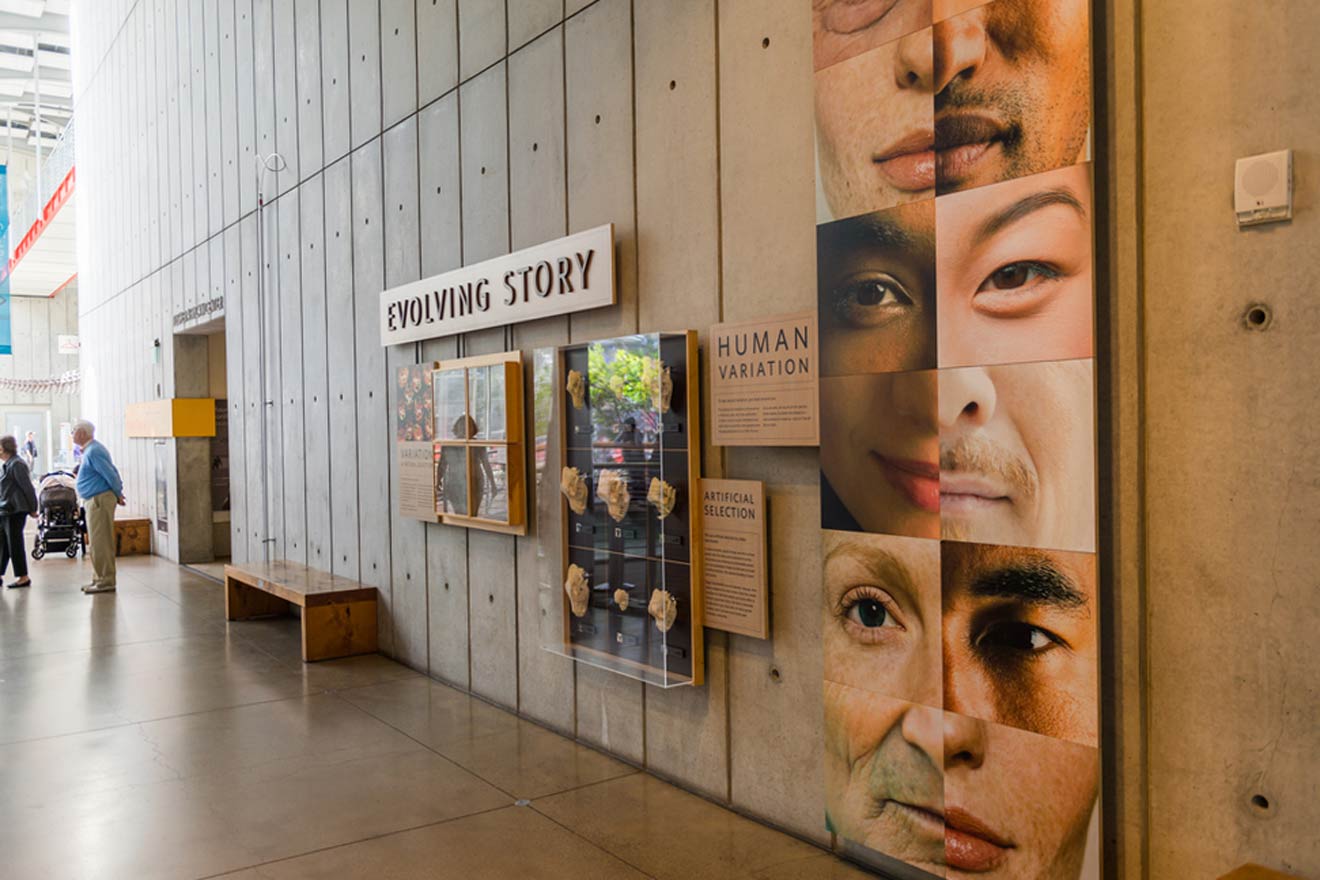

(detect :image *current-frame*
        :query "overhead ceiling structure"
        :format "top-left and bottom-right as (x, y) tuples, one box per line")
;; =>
(0, 0), (75, 298)
(0, 0), (73, 152)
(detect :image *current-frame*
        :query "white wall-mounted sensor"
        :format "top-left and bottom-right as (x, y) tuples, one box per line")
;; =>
(1235, 149), (1293, 228)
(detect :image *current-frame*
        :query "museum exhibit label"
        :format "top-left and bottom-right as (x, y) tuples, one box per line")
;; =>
(396, 363), (440, 522)
(709, 312), (820, 447)
(699, 478), (769, 639)
(379, 224), (616, 346)
(533, 331), (706, 688)
(811, 1), (1101, 876)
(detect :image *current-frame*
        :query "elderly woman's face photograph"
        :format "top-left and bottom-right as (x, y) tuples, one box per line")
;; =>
(825, 682), (946, 875)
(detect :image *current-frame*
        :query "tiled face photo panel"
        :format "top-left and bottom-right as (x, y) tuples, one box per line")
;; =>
(813, 1), (1098, 877)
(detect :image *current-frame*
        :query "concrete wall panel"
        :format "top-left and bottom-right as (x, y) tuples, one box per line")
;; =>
(417, 93), (463, 279)
(508, 0), (559, 51)
(320, 0), (351, 164)
(218, 0), (241, 226)
(427, 523), (469, 688)
(300, 176), (332, 571)
(192, 0), (212, 240)
(294, 0), (324, 180)
(240, 214), (266, 563)
(457, 0), (505, 82)
(252, 0), (277, 196)
(273, 0), (300, 193)
(348, 0), (383, 150)
(204, 0), (226, 235)
(236, 0), (258, 217)
(564, 0), (636, 342)
(457, 63), (509, 266)
(323, 157), (361, 579)
(224, 223), (249, 563)
(175, 3), (196, 252)
(351, 140), (393, 652)
(384, 116), (429, 670)
(381, 0), (418, 128)
(415, 0), (458, 107)
(278, 191), (308, 564)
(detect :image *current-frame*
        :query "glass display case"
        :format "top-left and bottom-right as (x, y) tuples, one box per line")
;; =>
(534, 331), (704, 687)
(431, 351), (526, 534)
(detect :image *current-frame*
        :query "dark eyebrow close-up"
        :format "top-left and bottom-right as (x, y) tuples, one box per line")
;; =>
(969, 558), (1086, 609)
(972, 187), (1088, 247)
(819, 211), (915, 259)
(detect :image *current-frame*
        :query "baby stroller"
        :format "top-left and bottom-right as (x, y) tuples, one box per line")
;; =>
(31, 471), (85, 560)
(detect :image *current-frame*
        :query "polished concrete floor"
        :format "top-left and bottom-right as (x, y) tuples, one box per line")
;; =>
(1, 554), (873, 879)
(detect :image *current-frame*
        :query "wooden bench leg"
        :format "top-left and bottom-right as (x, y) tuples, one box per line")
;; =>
(301, 600), (379, 662)
(226, 577), (290, 621)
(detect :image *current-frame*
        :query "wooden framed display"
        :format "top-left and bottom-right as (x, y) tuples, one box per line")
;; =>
(431, 351), (527, 535)
(535, 332), (705, 688)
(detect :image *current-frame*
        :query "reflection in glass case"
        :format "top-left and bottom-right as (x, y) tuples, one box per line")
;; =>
(534, 332), (705, 688)
(430, 351), (527, 535)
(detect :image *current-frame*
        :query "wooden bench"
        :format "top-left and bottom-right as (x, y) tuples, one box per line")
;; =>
(224, 560), (378, 662)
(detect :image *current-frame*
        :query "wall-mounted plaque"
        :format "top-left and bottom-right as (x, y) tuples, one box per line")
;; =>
(700, 478), (768, 639)
(379, 224), (615, 345)
(709, 311), (819, 447)
(396, 363), (439, 522)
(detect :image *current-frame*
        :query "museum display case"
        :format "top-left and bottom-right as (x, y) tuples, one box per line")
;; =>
(534, 332), (705, 687)
(430, 351), (527, 534)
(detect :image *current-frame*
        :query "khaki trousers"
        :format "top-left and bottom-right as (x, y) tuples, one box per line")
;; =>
(86, 490), (118, 585)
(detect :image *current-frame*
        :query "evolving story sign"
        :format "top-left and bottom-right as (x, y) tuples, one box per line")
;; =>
(379, 224), (615, 346)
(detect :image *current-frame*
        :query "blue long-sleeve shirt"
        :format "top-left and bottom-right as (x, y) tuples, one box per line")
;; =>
(77, 439), (123, 501)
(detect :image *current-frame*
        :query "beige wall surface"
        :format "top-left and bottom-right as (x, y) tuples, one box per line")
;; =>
(71, 0), (833, 855)
(1135, 0), (1320, 878)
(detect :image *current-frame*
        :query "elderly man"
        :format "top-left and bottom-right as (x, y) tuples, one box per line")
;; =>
(72, 419), (124, 593)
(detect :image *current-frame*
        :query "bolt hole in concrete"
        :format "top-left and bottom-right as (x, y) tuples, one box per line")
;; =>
(762, 37), (770, 48)
(533, 142), (538, 152)
(769, 666), (782, 682)
(669, 79), (676, 90)
(489, 594), (495, 603)
(595, 114), (601, 124)
(1251, 794), (1271, 812)
(1244, 304), (1272, 330)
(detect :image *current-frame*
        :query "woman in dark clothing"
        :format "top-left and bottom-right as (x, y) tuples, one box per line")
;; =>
(0, 434), (37, 588)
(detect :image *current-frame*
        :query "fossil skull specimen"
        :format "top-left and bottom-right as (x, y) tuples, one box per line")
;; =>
(595, 469), (631, 522)
(647, 477), (677, 519)
(648, 589), (678, 633)
(613, 588), (630, 611)
(560, 467), (589, 515)
(566, 369), (586, 410)
(564, 564), (590, 618)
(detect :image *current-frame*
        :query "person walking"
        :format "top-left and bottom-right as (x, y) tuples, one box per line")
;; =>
(21, 431), (38, 472)
(0, 435), (37, 589)
(71, 420), (124, 594)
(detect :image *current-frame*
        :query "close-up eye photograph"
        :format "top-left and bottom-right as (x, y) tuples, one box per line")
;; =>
(818, 199), (938, 376)
(936, 163), (1094, 368)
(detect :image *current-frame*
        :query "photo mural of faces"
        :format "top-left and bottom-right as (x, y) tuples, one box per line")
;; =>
(395, 365), (435, 443)
(814, 1), (1098, 877)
